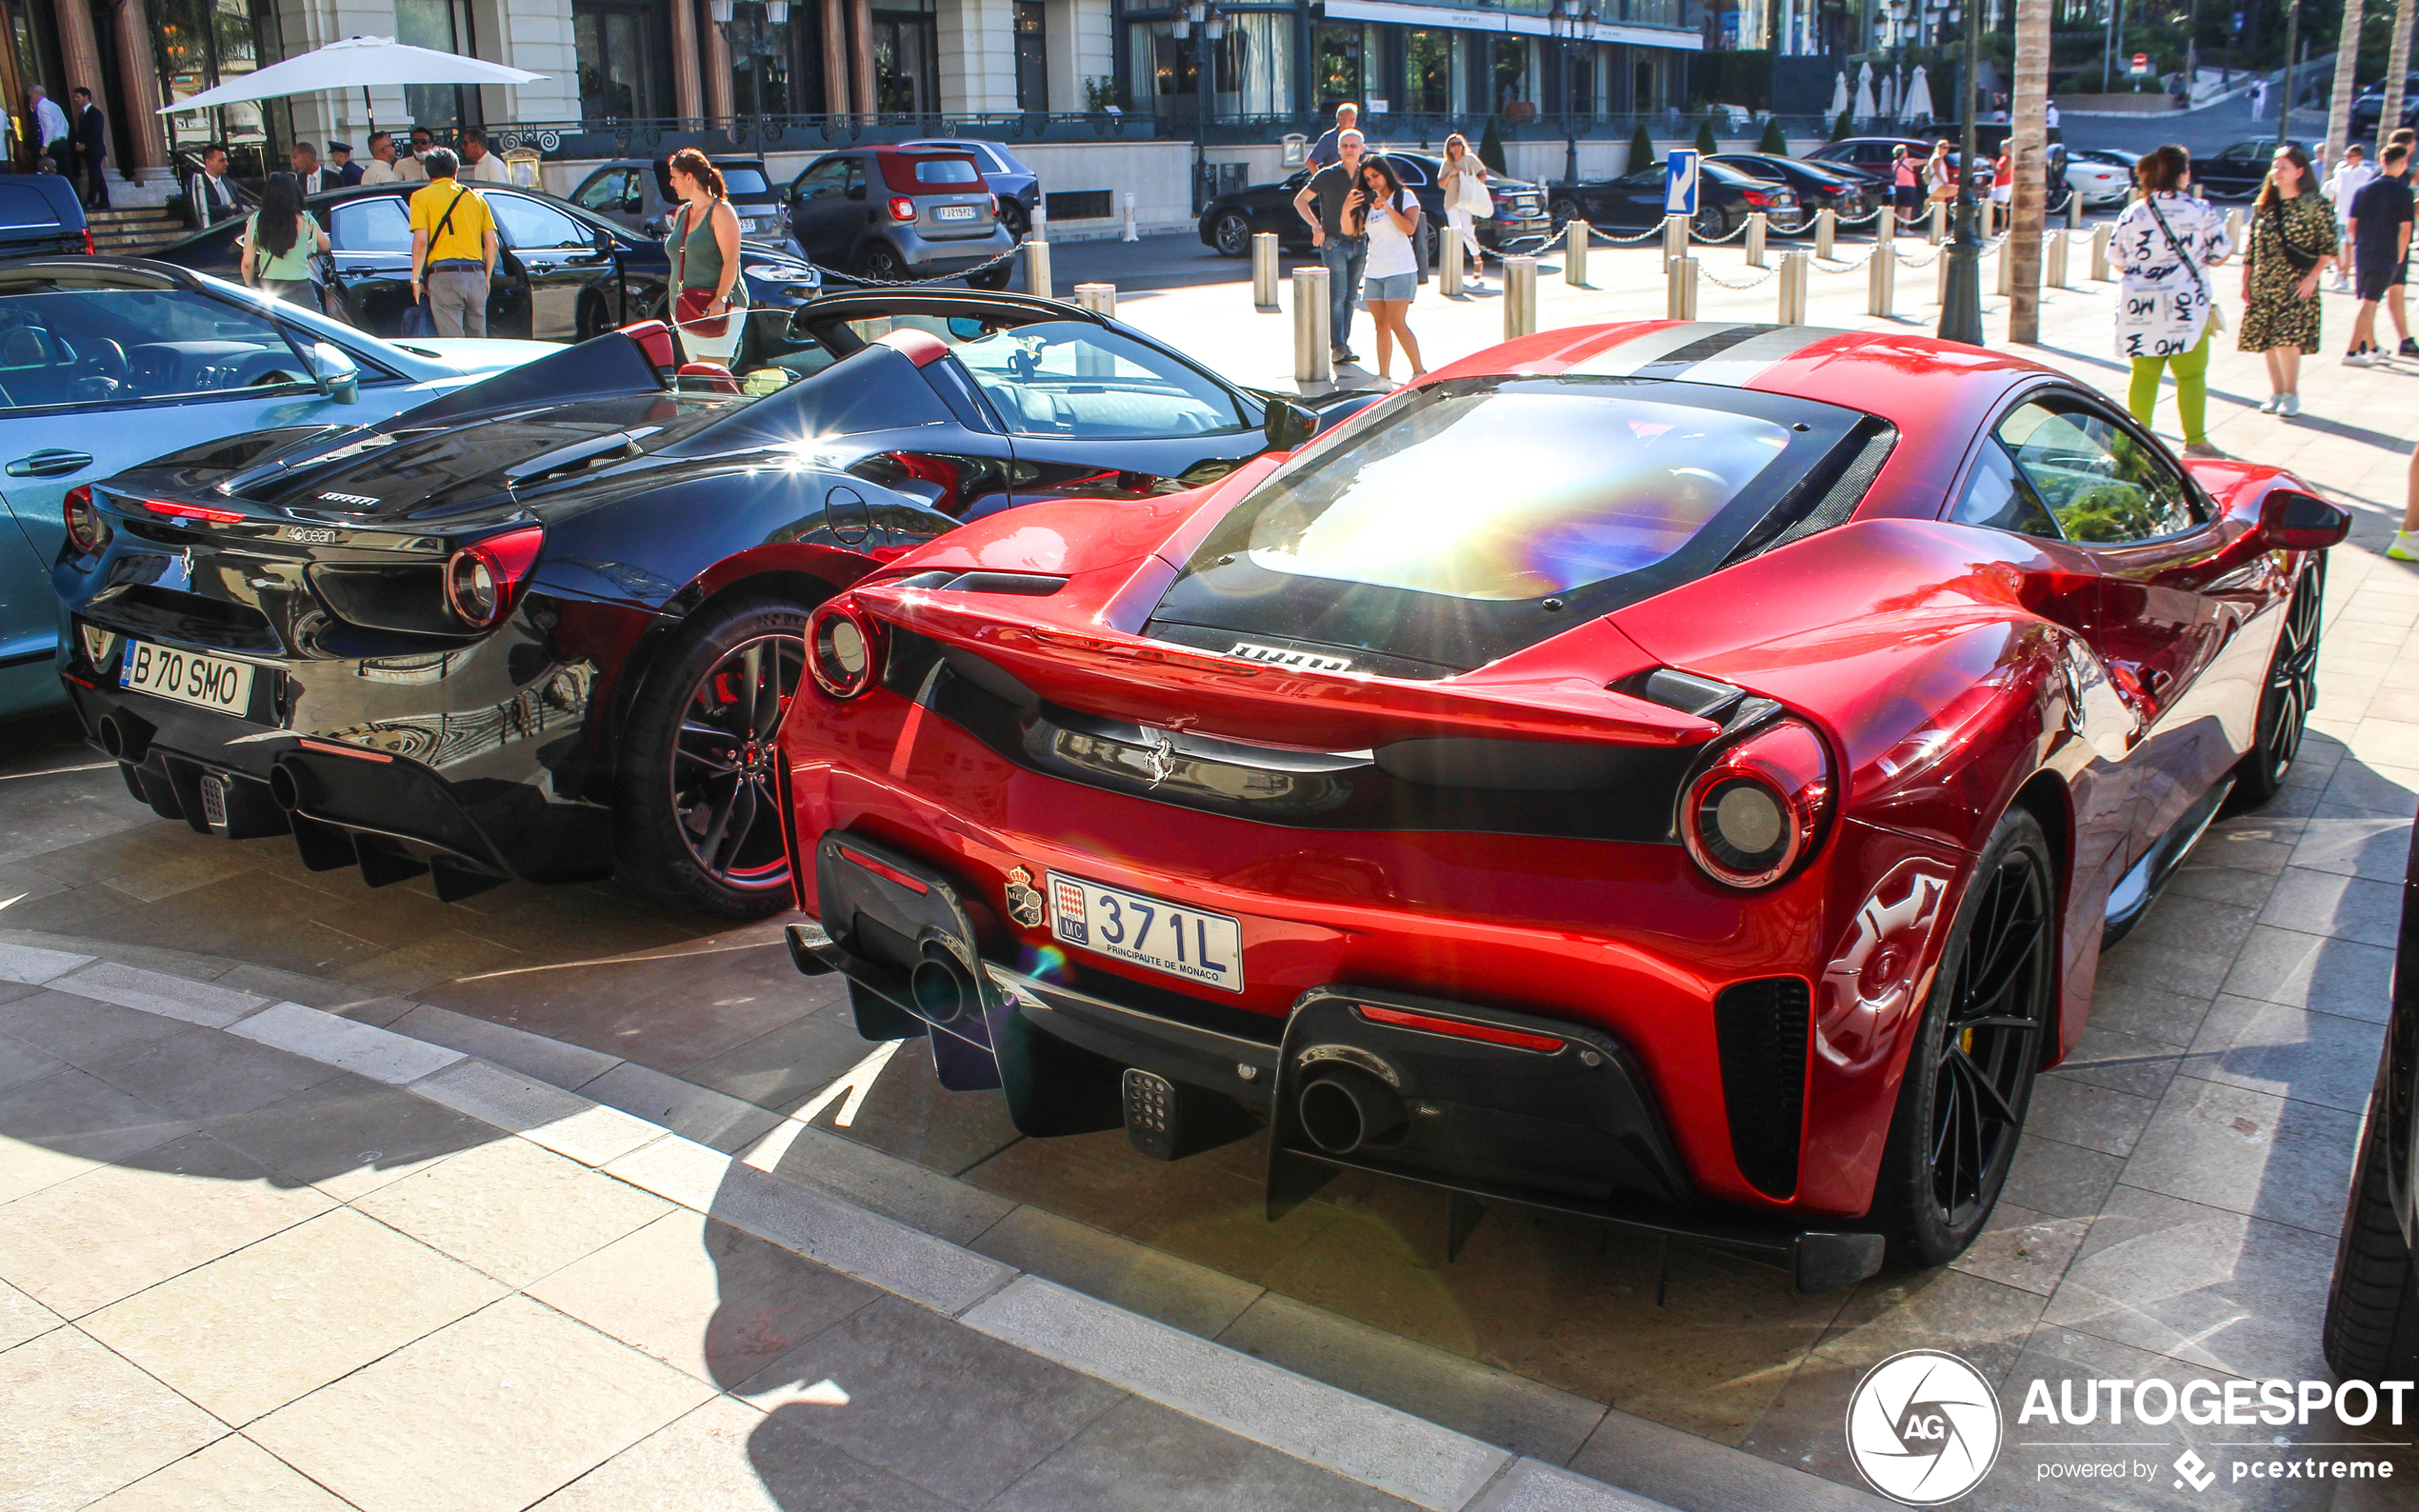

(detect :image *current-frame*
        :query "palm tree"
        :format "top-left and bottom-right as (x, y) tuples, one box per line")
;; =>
(2323, 0), (2369, 167)
(2380, 0), (2416, 156)
(2007, 0), (2053, 343)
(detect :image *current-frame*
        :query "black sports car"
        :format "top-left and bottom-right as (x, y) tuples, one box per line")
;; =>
(1706, 153), (1878, 222)
(1195, 152), (1552, 260)
(150, 183), (824, 357)
(51, 290), (1366, 918)
(1548, 158), (1806, 240)
(2325, 813), (2419, 1380)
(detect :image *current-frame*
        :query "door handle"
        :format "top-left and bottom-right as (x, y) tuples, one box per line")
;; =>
(6, 450), (91, 478)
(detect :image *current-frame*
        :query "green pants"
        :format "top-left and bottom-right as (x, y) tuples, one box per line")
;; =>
(2128, 329), (2211, 446)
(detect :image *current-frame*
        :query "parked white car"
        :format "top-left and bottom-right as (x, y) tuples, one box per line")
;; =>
(2064, 149), (2134, 207)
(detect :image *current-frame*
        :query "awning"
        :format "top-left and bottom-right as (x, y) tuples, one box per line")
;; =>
(1319, 0), (1705, 51)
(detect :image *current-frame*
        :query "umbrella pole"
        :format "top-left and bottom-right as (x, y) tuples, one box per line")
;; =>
(364, 85), (375, 138)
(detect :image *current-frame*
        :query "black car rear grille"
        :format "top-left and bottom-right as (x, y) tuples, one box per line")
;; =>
(1714, 977), (1809, 1199)
(91, 585), (281, 654)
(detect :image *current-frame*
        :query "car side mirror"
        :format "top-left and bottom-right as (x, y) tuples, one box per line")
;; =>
(2253, 487), (2350, 552)
(309, 341), (359, 405)
(594, 228), (616, 253)
(641, 217), (664, 236)
(1263, 397), (1318, 451)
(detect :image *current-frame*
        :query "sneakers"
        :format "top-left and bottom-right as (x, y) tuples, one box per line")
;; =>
(2279, 392), (2302, 416)
(2403, 338), (2419, 357)
(2258, 393), (2283, 413)
(2346, 348), (2377, 366)
(2393, 532), (2419, 563)
(1331, 348), (1359, 366)
(2182, 440), (2225, 457)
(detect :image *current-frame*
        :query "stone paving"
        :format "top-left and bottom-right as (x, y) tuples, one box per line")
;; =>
(4, 229), (2418, 1509)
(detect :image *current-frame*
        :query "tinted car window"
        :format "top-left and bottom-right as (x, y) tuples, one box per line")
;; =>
(1951, 440), (2063, 540)
(1389, 157), (1430, 186)
(943, 319), (1249, 439)
(910, 157), (982, 185)
(490, 193), (587, 249)
(0, 288), (311, 408)
(572, 169), (628, 212)
(1210, 385), (1793, 600)
(331, 197), (413, 252)
(0, 181), (70, 230)
(794, 157), (853, 195)
(720, 167), (771, 194)
(1996, 399), (2203, 544)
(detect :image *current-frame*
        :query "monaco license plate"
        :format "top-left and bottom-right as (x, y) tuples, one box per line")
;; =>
(1047, 871), (1244, 993)
(119, 639), (255, 715)
(934, 204), (977, 221)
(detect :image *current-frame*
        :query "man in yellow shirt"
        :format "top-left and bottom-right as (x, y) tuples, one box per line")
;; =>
(408, 149), (499, 337)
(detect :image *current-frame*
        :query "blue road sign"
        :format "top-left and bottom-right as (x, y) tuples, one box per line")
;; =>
(1665, 150), (1700, 217)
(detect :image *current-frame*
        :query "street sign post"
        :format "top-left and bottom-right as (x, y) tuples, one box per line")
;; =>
(1665, 149), (1700, 218)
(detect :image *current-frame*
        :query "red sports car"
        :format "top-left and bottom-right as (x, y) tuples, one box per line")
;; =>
(772, 320), (2348, 1291)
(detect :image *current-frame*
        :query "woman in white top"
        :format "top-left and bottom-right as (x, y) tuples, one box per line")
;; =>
(1354, 155), (1426, 382)
(1437, 133), (1489, 287)
(2109, 144), (2231, 456)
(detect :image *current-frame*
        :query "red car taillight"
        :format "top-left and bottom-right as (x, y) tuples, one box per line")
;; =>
(445, 525), (545, 628)
(140, 498), (248, 524)
(1682, 718), (1831, 890)
(1740, 189), (1771, 208)
(82, 229), (96, 256)
(808, 599), (883, 699)
(63, 486), (108, 554)
(889, 195), (918, 222)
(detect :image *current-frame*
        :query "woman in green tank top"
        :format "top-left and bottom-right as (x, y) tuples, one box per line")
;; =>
(664, 148), (748, 364)
(239, 173), (330, 310)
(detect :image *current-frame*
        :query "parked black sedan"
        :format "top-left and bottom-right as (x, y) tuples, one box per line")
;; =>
(52, 290), (1367, 919)
(1195, 153), (1551, 260)
(2195, 138), (2309, 200)
(1548, 158), (1804, 239)
(1707, 152), (1879, 222)
(148, 183), (824, 358)
(2325, 810), (2419, 1381)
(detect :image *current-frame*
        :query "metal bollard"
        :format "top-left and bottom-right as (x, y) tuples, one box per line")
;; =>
(1664, 213), (1689, 261)
(1120, 191), (1138, 243)
(1072, 282), (1115, 317)
(1565, 219), (1589, 286)
(2224, 207), (2243, 250)
(1996, 243), (2011, 297)
(1778, 250), (1809, 325)
(1440, 230), (1463, 298)
(1745, 212), (1768, 269)
(1503, 256), (1538, 338)
(1292, 266), (1331, 383)
(1938, 249), (1950, 305)
(1072, 286), (1115, 374)
(1929, 201), (1949, 245)
(1024, 236), (1053, 300)
(1869, 243), (1895, 317)
(2067, 193), (2082, 230)
(1814, 208), (1836, 260)
(2090, 224), (2111, 282)
(1251, 232), (1280, 308)
(1667, 256), (1699, 321)
(2047, 230), (2069, 288)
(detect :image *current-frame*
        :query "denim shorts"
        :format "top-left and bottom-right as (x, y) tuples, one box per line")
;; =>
(1364, 271), (1417, 303)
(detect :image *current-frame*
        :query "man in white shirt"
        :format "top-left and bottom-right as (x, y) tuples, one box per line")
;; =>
(395, 128), (433, 183)
(459, 129), (510, 184)
(357, 131), (401, 185)
(2325, 144), (2380, 289)
(28, 86), (67, 170)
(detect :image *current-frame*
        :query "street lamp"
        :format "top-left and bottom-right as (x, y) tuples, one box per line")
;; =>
(1549, 0), (1598, 189)
(1937, 0), (1984, 344)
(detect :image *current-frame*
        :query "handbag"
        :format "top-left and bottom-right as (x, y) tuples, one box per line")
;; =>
(2143, 195), (2226, 335)
(672, 202), (730, 340)
(1459, 169), (1494, 221)
(2266, 206), (2321, 276)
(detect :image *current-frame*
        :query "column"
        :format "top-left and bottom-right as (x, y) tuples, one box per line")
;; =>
(670, 0), (706, 125)
(706, 11), (734, 124)
(822, 0), (851, 112)
(54, 0), (106, 129)
(112, 0), (170, 181)
(850, 0), (876, 121)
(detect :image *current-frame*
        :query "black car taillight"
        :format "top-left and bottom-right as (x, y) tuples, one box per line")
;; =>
(62, 486), (109, 555)
(445, 525), (545, 628)
(1682, 718), (1831, 890)
(808, 598), (882, 699)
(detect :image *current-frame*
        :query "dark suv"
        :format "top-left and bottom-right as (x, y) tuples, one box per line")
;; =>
(785, 146), (1015, 288)
(0, 175), (91, 260)
(566, 155), (792, 249)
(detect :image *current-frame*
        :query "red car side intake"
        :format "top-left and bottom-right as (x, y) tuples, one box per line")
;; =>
(772, 322), (2347, 1291)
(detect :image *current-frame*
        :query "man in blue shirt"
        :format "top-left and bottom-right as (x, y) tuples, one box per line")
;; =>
(1308, 103), (1359, 169)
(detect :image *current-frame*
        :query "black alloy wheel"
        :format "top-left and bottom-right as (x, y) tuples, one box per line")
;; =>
(998, 198), (1030, 241)
(1875, 809), (2055, 1267)
(1549, 197), (1584, 237)
(1212, 210), (1253, 257)
(1693, 203), (1731, 240)
(614, 597), (810, 918)
(855, 242), (909, 282)
(2236, 568), (2322, 805)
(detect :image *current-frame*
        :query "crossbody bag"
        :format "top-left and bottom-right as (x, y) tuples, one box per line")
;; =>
(2143, 195), (2226, 334)
(672, 200), (732, 340)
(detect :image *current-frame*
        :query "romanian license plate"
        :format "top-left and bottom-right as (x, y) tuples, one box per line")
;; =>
(934, 204), (977, 221)
(1046, 871), (1244, 993)
(119, 639), (255, 715)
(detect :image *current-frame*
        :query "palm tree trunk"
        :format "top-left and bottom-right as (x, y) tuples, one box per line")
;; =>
(2324, 0), (2369, 166)
(2380, 0), (2416, 155)
(2008, 0), (2054, 342)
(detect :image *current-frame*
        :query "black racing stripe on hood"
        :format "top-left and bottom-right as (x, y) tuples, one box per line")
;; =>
(1626, 324), (1785, 379)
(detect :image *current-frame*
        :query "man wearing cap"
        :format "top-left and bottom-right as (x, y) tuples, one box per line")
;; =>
(330, 141), (363, 186)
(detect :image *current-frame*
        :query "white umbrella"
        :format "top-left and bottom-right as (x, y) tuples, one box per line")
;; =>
(1853, 62), (1877, 124)
(1880, 70), (1897, 120)
(158, 35), (545, 135)
(1906, 66), (1935, 126)
(1829, 70), (1850, 118)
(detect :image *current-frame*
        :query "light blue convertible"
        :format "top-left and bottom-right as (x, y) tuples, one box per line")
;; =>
(0, 258), (554, 720)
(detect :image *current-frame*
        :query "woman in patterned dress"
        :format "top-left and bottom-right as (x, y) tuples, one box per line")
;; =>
(2109, 145), (2230, 456)
(2238, 143), (2337, 416)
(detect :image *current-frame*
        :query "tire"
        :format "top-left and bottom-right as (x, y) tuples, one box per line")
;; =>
(613, 594), (816, 919)
(1549, 197), (1584, 236)
(964, 261), (1013, 291)
(575, 292), (606, 343)
(1693, 204), (1731, 240)
(2323, 1061), (2419, 1381)
(998, 199), (1030, 241)
(1871, 808), (2057, 1268)
(2233, 564), (2322, 806)
(853, 242), (909, 283)
(1211, 210), (1253, 257)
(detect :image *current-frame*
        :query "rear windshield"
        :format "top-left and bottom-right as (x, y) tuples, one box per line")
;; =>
(720, 167), (771, 195)
(910, 157), (981, 185)
(0, 182), (70, 229)
(1154, 376), (1870, 670)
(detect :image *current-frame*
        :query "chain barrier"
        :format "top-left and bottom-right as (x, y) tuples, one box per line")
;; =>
(1889, 242), (1945, 269)
(1832, 206), (1887, 227)
(1691, 216), (1755, 246)
(814, 243), (1024, 289)
(1811, 249), (1876, 273)
(1698, 263), (1782, 290)
(1585, 223), (1669, 245)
